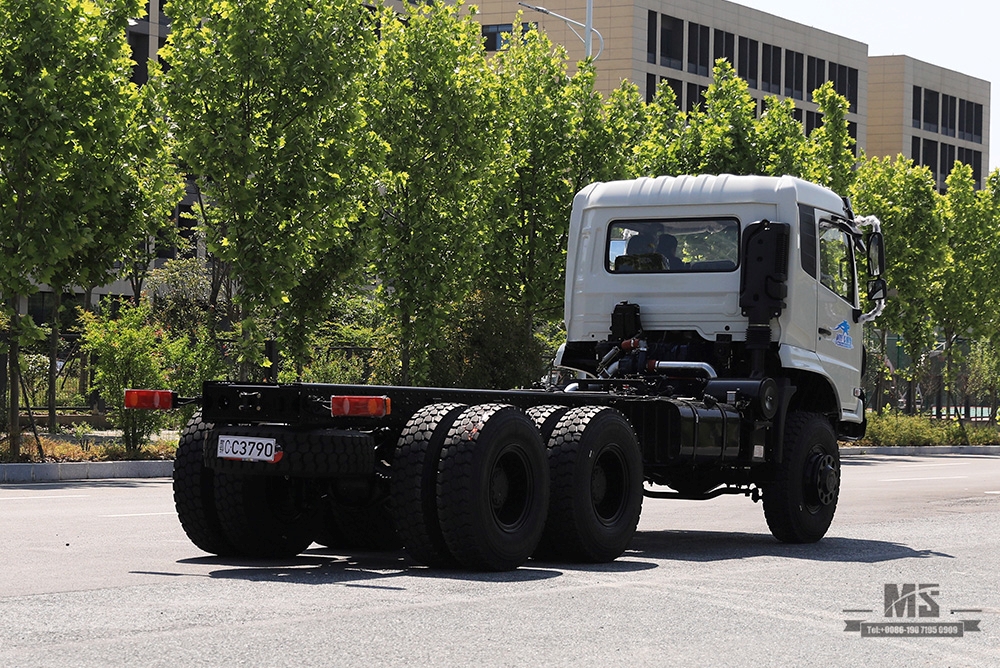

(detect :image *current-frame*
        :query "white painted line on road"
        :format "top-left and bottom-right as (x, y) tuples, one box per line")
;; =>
(0, 494), (91, 501)
(878, 476), (969, 482)
(898, 462), (968, 468)
(985, 491), (1000, 495)
(100, 512), (175, 518)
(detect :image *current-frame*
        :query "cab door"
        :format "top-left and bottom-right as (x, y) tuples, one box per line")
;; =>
(815, 220), (863, 414)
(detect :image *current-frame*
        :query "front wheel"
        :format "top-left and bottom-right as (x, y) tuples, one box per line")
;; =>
(762, 412), (840, 543)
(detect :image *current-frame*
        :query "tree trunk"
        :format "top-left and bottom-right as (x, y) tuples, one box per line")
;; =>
(8, 305), (20, 460)
(48, 290), (62, 433)
(400, 302), (411, 386)
(78, 288), (92, 398)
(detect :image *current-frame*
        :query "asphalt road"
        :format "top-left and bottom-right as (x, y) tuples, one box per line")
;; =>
(1, 454), (998, 667)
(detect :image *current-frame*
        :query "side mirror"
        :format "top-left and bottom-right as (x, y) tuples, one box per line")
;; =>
(867, 278), (887, 302)
(867, 232), (885, 277)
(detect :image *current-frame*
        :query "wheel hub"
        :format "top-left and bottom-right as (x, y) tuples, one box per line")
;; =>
(491, 467), (510, 509)
(807, 452), (838, 507)
(591, 464), (608, 506)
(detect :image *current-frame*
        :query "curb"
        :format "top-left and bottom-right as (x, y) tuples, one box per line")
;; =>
(841, 445), (1000, 456)
(3, 447), (999, 483)
(0, 460), (173, 484)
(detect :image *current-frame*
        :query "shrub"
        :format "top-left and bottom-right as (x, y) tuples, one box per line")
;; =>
(79, 300), (170, 455)
(858, 411), (1000, 446)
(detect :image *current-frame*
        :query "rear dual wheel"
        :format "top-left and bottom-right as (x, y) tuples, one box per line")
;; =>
(532, 406), (643, 563)
(436, 405), (550, 571)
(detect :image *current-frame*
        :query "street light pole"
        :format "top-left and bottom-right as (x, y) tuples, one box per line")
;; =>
(517, 1), (603, 60)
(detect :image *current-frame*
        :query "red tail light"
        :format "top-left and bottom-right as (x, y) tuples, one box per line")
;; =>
(124, 389), (176, 410)
(330, 395), (391, 418)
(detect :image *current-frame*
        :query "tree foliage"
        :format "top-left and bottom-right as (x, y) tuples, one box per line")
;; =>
(160, 0), (376, 370)
(0, 0), (149, 455)
(364, 1), (501, 384)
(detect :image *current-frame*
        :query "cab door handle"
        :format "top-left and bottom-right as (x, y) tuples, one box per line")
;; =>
(818, 328), (832, 337)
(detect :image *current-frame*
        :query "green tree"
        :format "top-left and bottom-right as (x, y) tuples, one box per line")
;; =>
(0, 0), (146, 457)
(365, 1), (500, 384)
(483, 23), (574, 353)
(696, 59), (759, 174)
(850, 156), (942, 380)
(934, 163), (999, 415)
(160, 0), (376, 375)
(756, 97), (807, 177)
(43, 82), (185, 433)
(803, 82), (856, 193)
(632, 81), (682, 177)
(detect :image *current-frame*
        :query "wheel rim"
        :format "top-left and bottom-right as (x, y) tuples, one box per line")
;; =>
(592, 445), (628, 525)
(804, 447), (838, 512)
(490, 445), (532, 532)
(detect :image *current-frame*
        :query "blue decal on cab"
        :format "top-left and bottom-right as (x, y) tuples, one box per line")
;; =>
(834, 320), (853, 350)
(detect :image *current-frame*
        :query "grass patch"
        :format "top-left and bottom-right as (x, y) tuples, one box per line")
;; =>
(0, 435), (177, 463)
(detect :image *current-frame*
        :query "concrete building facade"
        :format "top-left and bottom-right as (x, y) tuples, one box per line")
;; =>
(469, 0), (990, 185)
(868, 55), (990, 190)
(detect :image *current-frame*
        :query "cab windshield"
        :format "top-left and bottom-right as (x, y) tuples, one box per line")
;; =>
(607, 218), (740, 273)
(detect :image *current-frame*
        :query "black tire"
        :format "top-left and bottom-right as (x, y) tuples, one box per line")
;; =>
(315, 498), (402, 551)
(526, 404), (571, 443)
(214, 472), (317, 558)
(535, 406), (643, 563)
(762, 411), (840, 543)
(390, 403), (468, 567)
(173, 411), (234, 555)
(436, 404), (549, 571)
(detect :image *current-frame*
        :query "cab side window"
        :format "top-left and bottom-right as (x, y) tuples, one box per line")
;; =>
(818, 222), (855, 303)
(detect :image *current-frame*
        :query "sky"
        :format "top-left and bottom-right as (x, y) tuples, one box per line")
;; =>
(735, 0), (998, 170)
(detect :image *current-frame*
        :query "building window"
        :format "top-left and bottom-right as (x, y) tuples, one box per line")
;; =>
(660, 14), (683, 70)
(940, 143), (956, 179)
(482, 24), (513, 51)
(761, 43), (781, 94)
(973, 150), (983, 186)
(662, 77), (683, 107)
(714, 29), (735, 65)
(828, 62), (858, 112)
(912, 86), (922, 128)
(973, 103), (983, 144)
(686, 82), (707, 112)
(922, 89), (939, 133)
(806, 110), (822, 135)
(912, 136), (921, 163)
(784, 50), (804, 100)
(687, 22), (710, 77)
(738, 36), (758, 89)
(647, 10), (657, 64)
(645, 72), (657, 104)
(807, 56), (825, 97)
(957, 99), (981, 143)
(128, 30), (149, 85)
(941, 94), (957, 137)
(922, 139), (938, 179)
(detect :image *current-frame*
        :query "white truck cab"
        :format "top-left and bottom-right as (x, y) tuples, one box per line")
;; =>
(560, 174), (884, 435)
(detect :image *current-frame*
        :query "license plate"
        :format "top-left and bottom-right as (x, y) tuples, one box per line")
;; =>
(217, 434), (279, 463)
